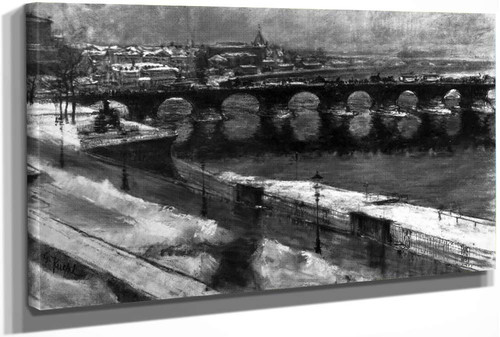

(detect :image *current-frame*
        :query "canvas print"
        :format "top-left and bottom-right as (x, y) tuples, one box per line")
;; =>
(26, 2), (495, 310)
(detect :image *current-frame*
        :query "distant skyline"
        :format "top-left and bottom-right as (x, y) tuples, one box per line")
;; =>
(27, 3), (495, 58)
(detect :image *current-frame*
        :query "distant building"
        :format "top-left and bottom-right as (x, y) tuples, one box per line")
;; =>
(117, 68), (140, 87)
(399, 73), (419, 83)
(300, 61), (322, 70)
(235, 64), (258, 76)
(206, 26), (268, 66)
(26, 13), (53, 45)
(169, 47), (196, 77)
(208, 43), (266, 66)
(142, 49), (172, 65)
(274, 63), (294, 72)
(75, 77), (99, 92)
(26, 13), (60, 74)
(110, 63), (178, 88)
(261, 59), (275, 72)
(141, 66), (178, 86)
(221, 52), (259, 67)
(113, 51), (143, 64)
(208, 54), (229, 67)
(253, 25), (267, 47)
(422, 73), (441, 82)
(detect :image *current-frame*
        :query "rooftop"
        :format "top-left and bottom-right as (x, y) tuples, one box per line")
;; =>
(26, 13), (53, 24)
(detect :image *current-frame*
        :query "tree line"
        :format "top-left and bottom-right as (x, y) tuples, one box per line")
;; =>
(27, 44), (85, 124)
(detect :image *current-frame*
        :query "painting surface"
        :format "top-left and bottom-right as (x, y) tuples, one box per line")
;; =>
(26, 3), (495, 310)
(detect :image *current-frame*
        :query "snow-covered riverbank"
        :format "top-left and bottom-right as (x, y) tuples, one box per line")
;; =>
(214, 170), (494, 253)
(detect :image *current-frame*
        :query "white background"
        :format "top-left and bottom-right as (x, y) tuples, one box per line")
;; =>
(1, 0), (499, 336)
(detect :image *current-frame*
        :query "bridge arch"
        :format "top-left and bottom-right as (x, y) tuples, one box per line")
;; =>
(486, 89), (495, 105)
(221, 93), (260, 115)
(288, 91), (320, 112)
(157, 97), (195, 119)
(347, 91), (373, 114)
(397, 90), (419, 112)
(443, 89), (461, 109)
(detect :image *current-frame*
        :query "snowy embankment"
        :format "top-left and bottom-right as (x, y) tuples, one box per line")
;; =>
(27, 103), (232, 285)
(27, 103), (89, 150)
(251, 239), (370, 290)
(28, 261), (119, 310)
(28, 210), (218, 310)
(29, 156), (233, 284)
(27, 103), (167, 151)
(216, 171), (495, 253)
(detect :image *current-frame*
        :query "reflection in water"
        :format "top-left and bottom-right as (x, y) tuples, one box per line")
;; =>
(349, 113), (372, 138)
(222, 94), (261, 140)
(253, 116), (281, 147)
(397, 115), (421, 139)
(182, 121), (229, 160)
(154, 93), (495, 159)
(223, 112), (260, 140)
(173, 119), (194, 144)
(437, 114), (461, 136)
(289, 92), (321, 142)
(291, 111), (320, 141)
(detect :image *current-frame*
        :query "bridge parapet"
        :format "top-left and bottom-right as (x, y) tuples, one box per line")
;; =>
(73, 82), (495, 120)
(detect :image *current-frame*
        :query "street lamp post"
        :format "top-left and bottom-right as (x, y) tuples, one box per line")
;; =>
(55, 116), (64, 168)
(121, 167), (130, 191)
(311, 170), (323, 255)
(201, 157), (208, 217)
(363, 182), (369, 200)
(294, 151), (299, 180)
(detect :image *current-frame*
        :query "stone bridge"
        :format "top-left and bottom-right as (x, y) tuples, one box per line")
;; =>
(74, 82), (495, 120)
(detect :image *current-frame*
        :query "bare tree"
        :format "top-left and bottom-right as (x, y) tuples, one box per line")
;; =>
(26, 61), (40, 105)
(52, 45), (84, 124)
(26, 74), (37, 105)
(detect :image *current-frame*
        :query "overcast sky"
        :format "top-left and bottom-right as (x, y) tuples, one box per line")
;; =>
(27, 3), (495, 58)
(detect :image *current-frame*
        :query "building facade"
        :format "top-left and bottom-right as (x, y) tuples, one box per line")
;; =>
(26, 13), (60, 74)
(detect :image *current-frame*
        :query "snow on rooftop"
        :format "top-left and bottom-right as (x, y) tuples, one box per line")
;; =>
(111, 62), (178, 72)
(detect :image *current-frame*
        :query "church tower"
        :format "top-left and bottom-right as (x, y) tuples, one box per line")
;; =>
(253, 25), (267, 46)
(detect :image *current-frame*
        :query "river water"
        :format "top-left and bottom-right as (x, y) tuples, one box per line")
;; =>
(156, 93), (495, 220)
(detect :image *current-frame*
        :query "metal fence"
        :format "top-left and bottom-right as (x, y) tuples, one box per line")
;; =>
(264, 193), (495, 271)
(390, 223), (494, 270)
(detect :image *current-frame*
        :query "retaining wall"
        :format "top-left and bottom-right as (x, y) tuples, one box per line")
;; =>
(174, 157), (495, 271)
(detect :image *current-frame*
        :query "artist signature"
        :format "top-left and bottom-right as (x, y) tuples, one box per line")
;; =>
(41, 252), (81, 277)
